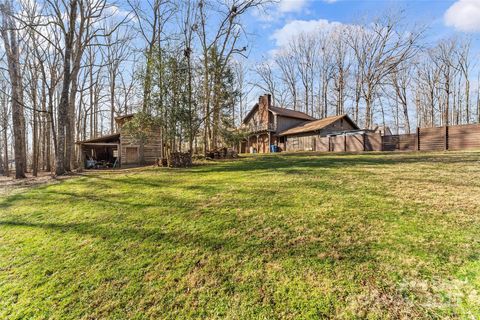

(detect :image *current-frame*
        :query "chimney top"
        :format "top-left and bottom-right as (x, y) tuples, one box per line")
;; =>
(259, 94), (272, 107)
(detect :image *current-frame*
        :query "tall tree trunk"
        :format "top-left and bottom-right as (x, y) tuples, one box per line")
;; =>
(40, 81), (49, 171)
(66, 73), (79, 170)
(32, 82), (38, 177)
(2, 102), (8, 177)
(465, 78), (470, 124)
(110, 78), (115, 134)
(365, 90), (373, 129)
(1, 3), (26, 179)
(56, 0), (77, 176)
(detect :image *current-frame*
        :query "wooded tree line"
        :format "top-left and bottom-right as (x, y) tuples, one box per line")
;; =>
(254, 13), (480, 135)
(0, 0), (263, 178)
(0, 2), (478, 179)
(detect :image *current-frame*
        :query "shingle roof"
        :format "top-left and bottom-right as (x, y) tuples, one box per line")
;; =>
(278, 114), (359, 136)
(268, 106), (316, 121)
(76, 133), (120, 144)
(242, 104), (315, 124)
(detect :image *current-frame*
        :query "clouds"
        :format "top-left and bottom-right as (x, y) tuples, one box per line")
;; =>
(278, 0), (309, 13)
(444, 0), (480, 32)
(254, 0), (338, 22)
(253, 0), (310, 22)
(271, 19), (341, 47)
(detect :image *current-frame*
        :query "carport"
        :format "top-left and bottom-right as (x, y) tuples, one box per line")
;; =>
(77, 133), (120, 169)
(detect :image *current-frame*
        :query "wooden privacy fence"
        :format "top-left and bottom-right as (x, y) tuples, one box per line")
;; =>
(284, 123), (480, 153)
(383, 123), (480, 152)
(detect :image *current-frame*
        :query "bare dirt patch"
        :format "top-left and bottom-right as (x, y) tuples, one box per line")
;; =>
(0, 172), (73, 196)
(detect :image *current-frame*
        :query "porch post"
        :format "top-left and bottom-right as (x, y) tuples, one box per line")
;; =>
(268, 132), (271, 153)
(117, 143), (121, 167)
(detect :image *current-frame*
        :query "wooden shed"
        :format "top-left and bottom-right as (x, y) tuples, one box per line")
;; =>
(77, 114), (163, 169)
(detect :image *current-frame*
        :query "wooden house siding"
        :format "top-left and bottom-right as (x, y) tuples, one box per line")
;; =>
(285, 133), (316, 152)
(276, 116), (306, 133)
(119, 129), (162, 166)
(319, 119), (357, 134)
(283, 116), (360, 152)
(285, 132), (383, 153)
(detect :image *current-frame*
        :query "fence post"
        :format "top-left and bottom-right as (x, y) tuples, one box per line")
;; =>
(363, 133), (366, 152)
(344, 134), (347, 152)
(416, 127), (420, 151)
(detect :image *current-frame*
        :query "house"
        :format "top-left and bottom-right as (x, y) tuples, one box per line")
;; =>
(77, 114), (162, 168)
(240, 94), (316, 153)
(240, 94), (361, 153)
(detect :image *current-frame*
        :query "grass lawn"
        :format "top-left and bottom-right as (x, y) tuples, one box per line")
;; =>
(1, 151), (480, 319)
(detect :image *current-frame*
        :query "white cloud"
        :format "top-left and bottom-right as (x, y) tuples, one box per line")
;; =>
(271, 19), (341, 47)
(445, 0), (480, 32)
(252, 0), (311, 22)
(278, 0), (308, 13)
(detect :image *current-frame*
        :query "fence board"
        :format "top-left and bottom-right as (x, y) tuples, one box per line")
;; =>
(448, 124), (480, 150)
(382, 135), (398, 151)
(345, 135), (364, 152)
(331, 136), (345, 152)
(419, 126), (445, 151)
(315, 136), (330, 151)
(382, 134), (416, 151)
(364, 133), (382, 151)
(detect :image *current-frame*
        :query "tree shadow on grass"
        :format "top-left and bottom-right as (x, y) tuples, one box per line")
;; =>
(193, 151), (480, 174)
(0, 218), (379, 267)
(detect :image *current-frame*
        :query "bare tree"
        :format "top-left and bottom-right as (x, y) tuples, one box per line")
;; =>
(0, 0), (27, 178)
(0, 79), (9, 176)
(391, 62), (412, 133)
(102, 23), (133, 133)
(330, 26), (350, 116)
(456, 38), (472, 124)
(275, 51), (298, 110)
(416, 54), (442, 127)
(291, 33), (317, 116)
(253, 60), (278, 104)
(431, 39), (458, 126)
(348, 14), (423, 128)
(197, 0), (266, 151)
(315, 32), (333, 118)
(233, 59), (249, 125)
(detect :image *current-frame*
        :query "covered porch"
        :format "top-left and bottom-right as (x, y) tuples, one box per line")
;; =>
(241, 132), (282, 154)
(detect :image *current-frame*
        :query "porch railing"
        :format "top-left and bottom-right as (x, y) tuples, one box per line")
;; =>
(243, 123), (276, 133)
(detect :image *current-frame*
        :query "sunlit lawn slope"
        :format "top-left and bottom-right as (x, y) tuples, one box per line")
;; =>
(1, 151), (479, 319)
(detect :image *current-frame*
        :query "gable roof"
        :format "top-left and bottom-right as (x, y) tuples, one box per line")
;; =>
(268, 105), (316, 121)
(278, 114), (359, 136)
(242, 104), (315, 124)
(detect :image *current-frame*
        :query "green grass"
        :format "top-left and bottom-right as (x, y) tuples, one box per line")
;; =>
(1, 151), (480, 319)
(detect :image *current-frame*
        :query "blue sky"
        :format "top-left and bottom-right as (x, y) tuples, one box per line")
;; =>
(243, 0), (480, 61)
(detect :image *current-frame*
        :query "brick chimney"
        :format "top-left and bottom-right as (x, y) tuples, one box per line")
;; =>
(258, 94), (271, 124)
